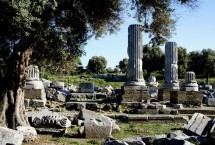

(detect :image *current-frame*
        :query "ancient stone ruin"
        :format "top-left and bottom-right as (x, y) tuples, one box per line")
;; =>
(122, 24), (149, 102)
(24, 65), (46, 108)
(125, 24), (145, 86)
(181, 71), (199, 91)
(162, 42), (179, 90)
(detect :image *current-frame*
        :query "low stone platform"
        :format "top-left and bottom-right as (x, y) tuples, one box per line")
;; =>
(121, 86), (150, 102)
(158, 89), (171, 101)
(56, 112), (189, 123)
(170, 90), (202, 106)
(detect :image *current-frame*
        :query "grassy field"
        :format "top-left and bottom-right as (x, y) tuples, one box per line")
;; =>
(23, 122), (183, 145)
(43, 73), (215, 89)
(45, 74), (125, 88)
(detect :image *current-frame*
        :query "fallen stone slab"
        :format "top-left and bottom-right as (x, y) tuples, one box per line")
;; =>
(0, 126), (24, 145)
(77, 109), (120, 133)
(183, 113), (215, 136)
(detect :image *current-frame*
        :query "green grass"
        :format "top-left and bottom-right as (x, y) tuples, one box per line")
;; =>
(44, 74), (125, 88)
(113, 122), (183, 139)
(23, 122), (183, 145)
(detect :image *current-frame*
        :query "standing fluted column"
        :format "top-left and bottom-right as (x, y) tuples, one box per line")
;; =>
(125, 24), (145, 86)
(163, 42), (179, 89)
(27, 65), (40, 81)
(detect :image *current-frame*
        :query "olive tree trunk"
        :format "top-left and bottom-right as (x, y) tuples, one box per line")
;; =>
(0, 40), (34, 129)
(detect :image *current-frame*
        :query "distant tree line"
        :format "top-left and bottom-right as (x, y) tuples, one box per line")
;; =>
(82, 46), (215, 84)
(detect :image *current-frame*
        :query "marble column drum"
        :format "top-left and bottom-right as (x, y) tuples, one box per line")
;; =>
(163, 42), (179, 90)
(124, 24), (145, 86)
(181, 71), (199, 91)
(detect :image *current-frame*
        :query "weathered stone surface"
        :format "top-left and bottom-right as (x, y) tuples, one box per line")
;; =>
(148, 115), (174, 121)
(24, 88), (46, 100)
(163, 42), (179, 90)
(51, 81), (65, 89)
(53, 91), (67, 102)
(123, 137), (146, 145)
(158, 89), (170, 101)
(41, 78), (52, 88)
(167, 130), (189, 140)
(170, 91), (202, 106)
(29, 99), (46, 107)
(66, 102), (86, 110)
(69, 93), (95, 100)
(127, 115), (148, 121)
(28, 109), (71, 133)
(172, 104), (184, 109)
(181, 71), (198, 91)
(125, 24), (145, 86)
(84, 118), (112, 139)
(27, 65), (40, 81)
(121, 86), (149, 102)
(147, 76), (159, 87)
(0, 126), (23, 145)
(16, 126), (37, 142)
(137, 108), (159, 114)
(25, 81), (44, 89)
(79, 82), (94, 93)
(184, 113), (215, 136)
(153, 138), (194, 145)
(77, 109), (120, 133)
(103, 138), (128, 145)
(208, 98), (215, 106)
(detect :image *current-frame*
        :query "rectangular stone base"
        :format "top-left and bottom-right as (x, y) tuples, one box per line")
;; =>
(121, 86), (149, 102)
(158, 89), (171, 101)
(170, 90), (202, 106)
(24, 88), (46, 99)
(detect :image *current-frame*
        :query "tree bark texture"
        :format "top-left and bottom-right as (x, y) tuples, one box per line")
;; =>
(0, 39), (34, 129)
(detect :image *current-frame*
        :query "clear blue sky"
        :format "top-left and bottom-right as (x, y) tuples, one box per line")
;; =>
(81, 0), (215, 68)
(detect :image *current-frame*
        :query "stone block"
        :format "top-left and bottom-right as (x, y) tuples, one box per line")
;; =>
(186, 91), (202, 106)
(127, 115), (148, 121)
(148, 115), (174, 121)
(170, 91), (202, 106)
(24, 88), (46, 100)
(208, 98), (215, 106)
(0, 126), (23, 145)
(137, 109), (159, 114)
(79, 82), (94, 93)
(184, 113), (215, 136)
(84, 118), (112, 139)
(159, 108), (172, 114)
(51, 81), (64, 89)
(29, 99), (46, 107)
(158, 89), (170, 101)
(121, 86), (149, 102)
(25, 81), (44, 89)
(174, 116), (189, 123)
(69, 93), (95, 100)
(172, 104), (184, 109)
(66, 102), (86, 110)
(16, 126), (37, 142)
(77, 109), (120, 133)
(53, 91), (67, 102)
